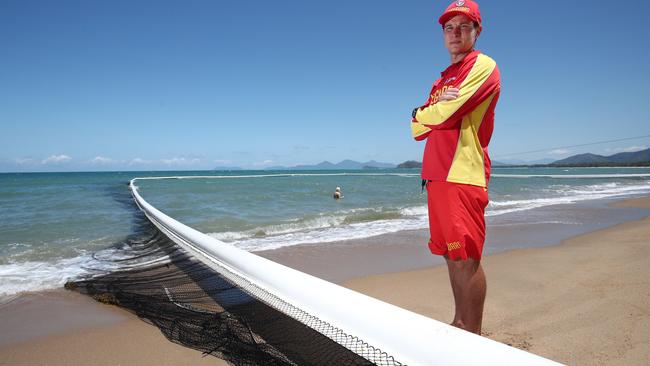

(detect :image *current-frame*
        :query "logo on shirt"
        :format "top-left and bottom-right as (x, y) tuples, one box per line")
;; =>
(429, 76), (457, 105)
(429, 85), (452, 105)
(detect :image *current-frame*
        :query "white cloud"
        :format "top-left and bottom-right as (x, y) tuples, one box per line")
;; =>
(90, 156), (114, 164)
(161, 157), (201, 165)
(548, 149), (570, 156)
(253, 160), (274, 166)
(214, 159), (232, 164)
(605, 145), (647, 153)
(128, 157), (204, 167)
(14, 157), (36, 165)
(129, 158), (151, 165)
(42, 154), (72, 164)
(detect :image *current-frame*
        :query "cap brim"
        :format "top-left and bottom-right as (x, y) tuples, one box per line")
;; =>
(438, 11), (479, 25)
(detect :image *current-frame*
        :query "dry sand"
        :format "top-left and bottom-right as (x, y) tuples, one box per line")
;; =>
(1, 195), (649, 365)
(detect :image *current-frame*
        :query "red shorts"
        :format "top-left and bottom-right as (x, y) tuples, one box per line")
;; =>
(426, 181), (489, 261)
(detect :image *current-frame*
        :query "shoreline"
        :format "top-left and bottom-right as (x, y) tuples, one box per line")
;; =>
(256, 194), (650, 284)
(1, 195), (649, 365)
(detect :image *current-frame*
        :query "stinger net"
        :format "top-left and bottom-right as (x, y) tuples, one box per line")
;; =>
(67, 177), (561, 366)
(67, 183), (396, 366)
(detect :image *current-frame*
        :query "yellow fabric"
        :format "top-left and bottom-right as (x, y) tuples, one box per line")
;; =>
(411, 122), (431, 140)
(412, 54), (496, 130)
(446, 94), (495, 186)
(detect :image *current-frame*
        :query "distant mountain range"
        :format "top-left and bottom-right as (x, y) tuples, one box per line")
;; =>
(394, 148), (650, 169)
(213, 166), (243, 171)
(213, 149), (650, 171)
(492, 158), (555, 166)
(264, 160), (396, 170)
(549, 148), (650, 166)
(396, 160), (422, 168)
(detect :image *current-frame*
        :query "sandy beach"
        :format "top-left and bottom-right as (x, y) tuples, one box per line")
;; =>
(0, 291), (228, 366)
(344, 196), (650, 365)
(1, 196), (649, 365)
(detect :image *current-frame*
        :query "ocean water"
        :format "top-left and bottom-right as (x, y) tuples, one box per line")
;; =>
(1, 167), (650, 299)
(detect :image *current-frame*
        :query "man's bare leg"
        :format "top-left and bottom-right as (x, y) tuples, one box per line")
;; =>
(445, 257), (486, 334)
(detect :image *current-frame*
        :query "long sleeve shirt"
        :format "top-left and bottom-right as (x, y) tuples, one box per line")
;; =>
(411, 50), (500, 188)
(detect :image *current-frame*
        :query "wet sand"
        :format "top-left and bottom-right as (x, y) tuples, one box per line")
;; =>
(0, 291), (227, 366)
(1, 195), (649, 365)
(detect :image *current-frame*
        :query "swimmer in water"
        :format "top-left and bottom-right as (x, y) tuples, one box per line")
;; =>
(333, 187), (342, 199)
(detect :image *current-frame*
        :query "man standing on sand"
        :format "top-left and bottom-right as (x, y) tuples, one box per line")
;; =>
(410, 0), (500, 335)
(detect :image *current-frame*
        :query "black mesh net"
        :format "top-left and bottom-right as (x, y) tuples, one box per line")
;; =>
(66, 186), (400, 366)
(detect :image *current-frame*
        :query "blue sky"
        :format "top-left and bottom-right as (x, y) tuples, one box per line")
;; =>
(2, 0), (650, 171)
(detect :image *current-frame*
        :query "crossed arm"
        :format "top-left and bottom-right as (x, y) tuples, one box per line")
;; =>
(410, 87), (461, 140)
(438, 88), (460, 102)
(410, 54), (499, 141)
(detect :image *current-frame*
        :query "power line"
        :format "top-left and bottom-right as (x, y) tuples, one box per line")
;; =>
(493, 134), (650, 158)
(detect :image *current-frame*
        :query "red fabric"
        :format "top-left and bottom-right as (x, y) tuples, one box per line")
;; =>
(418, 51), (500, 186)
(480, 91), (500, 187)
(426, 181), (488, 261)
(439, 0), (482, 25)
(419, 51), (478, 130)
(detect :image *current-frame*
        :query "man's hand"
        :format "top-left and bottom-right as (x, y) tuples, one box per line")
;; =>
(439, 87), (460, 102)
(413, 87), (460, 120)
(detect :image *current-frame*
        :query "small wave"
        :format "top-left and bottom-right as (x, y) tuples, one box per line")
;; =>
(400, 206), (428, 216)
(7, 243), (31, 249)
(204, 180), (650, 251)
(0, 243), (34, 261)
(564, 183), (647, 195)
(487, 182), (650, 216)
(209, 231), (251, 242)
(230, 216), (429, 252)
(0, 243), (173, 299)
(208, 206), (424, 247)
(492, 173), (650, 178)
(272, 215), (344, 232)
(342, 210), (404, 224)
(211, 212), (354, 242)
(0, 255), (97, 298)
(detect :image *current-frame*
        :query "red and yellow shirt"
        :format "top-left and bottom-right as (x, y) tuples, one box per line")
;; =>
(411, 50), (500, 188)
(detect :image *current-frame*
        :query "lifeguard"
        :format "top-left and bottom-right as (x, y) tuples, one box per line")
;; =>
(410, 0), (501, 335)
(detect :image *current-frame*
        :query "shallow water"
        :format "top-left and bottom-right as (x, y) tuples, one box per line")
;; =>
(1, 167), (650, 297)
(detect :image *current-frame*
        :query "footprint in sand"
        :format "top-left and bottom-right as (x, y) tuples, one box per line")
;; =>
(483, 330), (532, 351)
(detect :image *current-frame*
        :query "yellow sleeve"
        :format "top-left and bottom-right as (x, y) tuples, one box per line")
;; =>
(414, 54), (497, 129)
(411, 121), (431, 141)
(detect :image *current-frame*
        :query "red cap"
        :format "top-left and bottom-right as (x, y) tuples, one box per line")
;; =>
(438, 0), (482, 26)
